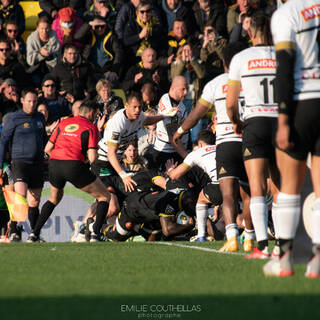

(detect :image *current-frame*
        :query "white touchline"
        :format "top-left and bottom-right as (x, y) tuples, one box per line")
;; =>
(150, 242), (245, 256)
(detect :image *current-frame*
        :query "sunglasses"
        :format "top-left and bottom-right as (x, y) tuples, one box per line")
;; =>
(94, 25), (106, 30)
(0, 48), (10, 52)
(139, 9), (151, 14)
(43, 84), (56, 87)
(7, 29), (18, 33)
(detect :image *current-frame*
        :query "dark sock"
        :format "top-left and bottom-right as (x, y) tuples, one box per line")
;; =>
(279, 239), (293, 257)
(258, 239), (268, 251)
(10, 221), (18, 233)
(28, 206), (40, 230)
(33, 201), (56, 236)
(93, 201), (109, 234)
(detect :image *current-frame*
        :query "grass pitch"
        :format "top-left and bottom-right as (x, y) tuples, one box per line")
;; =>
(0, 242), (319, 320)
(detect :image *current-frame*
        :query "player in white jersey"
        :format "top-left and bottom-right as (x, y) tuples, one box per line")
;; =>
(167, 130), (222, 241)
(263, 0), (320, 278)
(152, 76), (189, 171)
(226, 11), (281, 259)
(93, 92), (178, 192)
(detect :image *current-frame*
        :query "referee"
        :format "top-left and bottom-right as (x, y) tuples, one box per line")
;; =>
(29, 100), (112, 242)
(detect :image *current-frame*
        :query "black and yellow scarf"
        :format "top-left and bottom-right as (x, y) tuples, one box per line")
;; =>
(136, 16), (159, 56)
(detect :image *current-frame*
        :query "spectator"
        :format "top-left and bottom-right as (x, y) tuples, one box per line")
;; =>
(0, 78), (19, 121)
(51, 43), (95, 102)
(123, 0), (166, 66)
(38, 74), (71, 123)
(121, 138), (146, 174)
(229, 12), (251, 47)
(192, 0), (227, 39)
(37, 102), (59, 136)
(95, 79), (123, 121)
(79, 16), (123, 81)
(39, 0), (82, 21)
(123, 47), (168, 95)
(167, 19), (189, 59)
(160, 0), (196, 34)
(52, 7), (84, 50)
(83, 0), (118, 30)
(0, 89), (47, 242)
(0, 37), (29, 89)
(4, 20), (26, 64)
(26, 17), (61, 86)
(200, 23), (227, 82)
(0, 0), (25, 36)
(227, 0), (253, 34)
(141, 82), (158, 111)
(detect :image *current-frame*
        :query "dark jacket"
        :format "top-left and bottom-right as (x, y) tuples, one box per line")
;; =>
(0, 109), (47, 168)
(51, 56), (95, 100)
(38, 94), (71, 122)
(39, 0), (82, 15)
(192, 1), (227, 38)
(0, 94), (19, 120)
(122, 62), (169, 95)
(0, 1), (25, 36)
(96, 93), (123, 119)
(0, 57), (30, 89)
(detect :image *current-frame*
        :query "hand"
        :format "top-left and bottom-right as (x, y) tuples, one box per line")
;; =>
(51, 10), (58, 19)
(98, 6), (109, 18)
(165, 158), (178, 173)
(238, 12), (245, 24)
(13, 40), (19, 53)
(167, 54), (174, 65)
(63, 27), (72, 37)
(10, 91), (19, 102)
(152, 71), (160, 84)
(163, 107), (179, 118)
(134, 72), (143, 83)
(276, 114), (294, 150)
(48, 120), (59, 134)
(0, 169), (3, 180)
(40, 46), (50, 57)
(97, 114), (107, 132)
(172, 130), (183, 145)
(139, 26), (148, 39)
(65, 93), (75, 104)
(122, 175), (137, 192)
(232, 120), (243, 137)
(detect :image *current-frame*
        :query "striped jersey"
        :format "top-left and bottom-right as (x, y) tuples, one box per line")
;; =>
(182, 145), (218, 184)
(271, 0), (320, 101)
(228, 46), (278, 120)
(98, 109), (146, 161)
(154, 93), (188, 153)
(199, 73), (244, 145)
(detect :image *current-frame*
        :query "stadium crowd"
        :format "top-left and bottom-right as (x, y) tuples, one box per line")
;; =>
(0, 0), (319, 278)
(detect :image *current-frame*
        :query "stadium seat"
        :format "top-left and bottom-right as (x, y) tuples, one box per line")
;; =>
(112, 89), (126, 104)
(20, 1), (42, 41)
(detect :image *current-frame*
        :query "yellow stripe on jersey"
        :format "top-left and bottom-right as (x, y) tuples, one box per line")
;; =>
(152, 176), (163, 183)
(181, 163), (191, 169)
(199, 98), (214, 110)
(228, 80), (241, 87)
(275, 41), (296, 51)
(178, 190), (185, 211)
(159, 213), (175, 217)
(107, 141), (118, 147)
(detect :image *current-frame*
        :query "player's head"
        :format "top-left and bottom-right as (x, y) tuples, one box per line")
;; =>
(79, 99), (98, 122)
(169, 76), (188, 102)
(197, 129), (215, 146)
(222, 41), (247, 70)
(179, 189), (197, 217)
(125, 91), (143, 120)
(248, 10), (273, 45)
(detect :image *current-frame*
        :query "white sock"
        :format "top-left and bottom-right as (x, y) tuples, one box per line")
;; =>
(245, 228), (255, 240)
(312, 198), (320, 245)
(276, 192), (300, 239)
(250, 196), (268, 242)
(196, 203), (208, 237)
(225, 223), (238, 240)
(272, 202), (279, 239)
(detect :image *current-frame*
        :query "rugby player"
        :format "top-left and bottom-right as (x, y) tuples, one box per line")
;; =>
(226, 11), (280, 259)
(29, 100), (114, 242)
(264, 0), (320, 277)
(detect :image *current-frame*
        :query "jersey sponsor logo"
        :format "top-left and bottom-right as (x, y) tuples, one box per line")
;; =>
(23, 122), (29, 128)
(111, 131), (120, 140)
(301, 4), (320, 22)
(165, 204), (175, 216)
(159, 100), (167, 112)
(248, 59), (276, 70)
(204, 146), (216, 152)
(222, 84), (228, 94)
(64, 124), (79, 133)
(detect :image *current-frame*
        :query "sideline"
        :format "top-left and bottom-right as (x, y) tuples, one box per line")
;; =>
(150, 241), (246, 256)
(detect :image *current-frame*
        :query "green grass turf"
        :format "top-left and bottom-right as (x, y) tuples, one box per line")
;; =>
(0, 242), (319, 320)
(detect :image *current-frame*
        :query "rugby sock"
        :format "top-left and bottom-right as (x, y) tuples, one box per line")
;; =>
(225, 223), (238, 240)
(28, 206), (40, 230)
(196, 203), (208, 238)
(33, 201), (56, 236)
(244, 228), (255, 240)
(271, 202), (279, 239)
(93, 201), (109, 235)
(312, 198), (320, 245)
(250, 197), (268, 243)
(276, 192), (300, 239)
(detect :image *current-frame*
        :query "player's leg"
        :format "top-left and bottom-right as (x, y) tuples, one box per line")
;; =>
(194, 189), (211, 241)
(244, 158), (270, 258)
